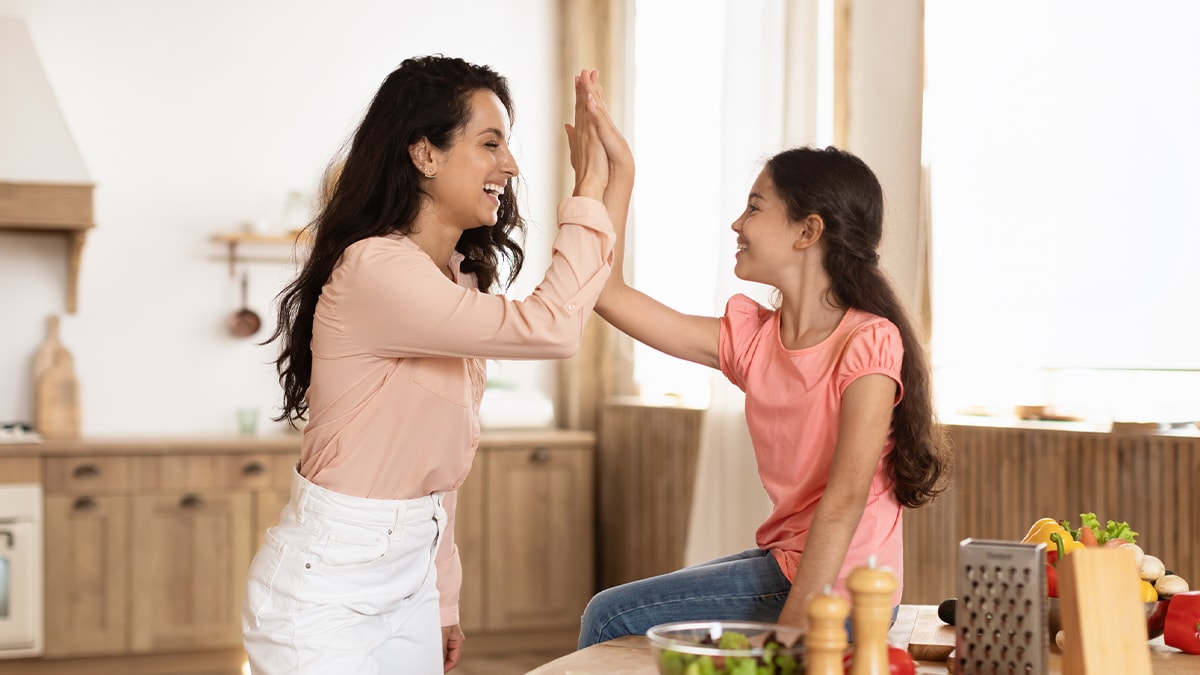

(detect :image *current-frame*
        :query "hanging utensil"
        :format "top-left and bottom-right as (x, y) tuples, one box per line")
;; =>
(227, 271), (262, 338)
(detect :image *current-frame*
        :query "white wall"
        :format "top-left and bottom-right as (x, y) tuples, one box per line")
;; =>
(0, 0), (559, 436)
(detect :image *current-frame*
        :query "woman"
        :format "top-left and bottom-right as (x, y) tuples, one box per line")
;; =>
(242, 56), (614, 673)
(576, 71), (951, 646)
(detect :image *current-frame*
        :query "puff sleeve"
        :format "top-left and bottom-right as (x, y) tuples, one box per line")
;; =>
(835, 319), (905, 405)
(718, 294), (772, 391)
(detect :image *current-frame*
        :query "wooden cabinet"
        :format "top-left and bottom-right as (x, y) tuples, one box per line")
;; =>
(43, 491), (129, 656)
(10, 430), (593, 668)
(40, 449), (294, 658)
(455, 430), (596, 652)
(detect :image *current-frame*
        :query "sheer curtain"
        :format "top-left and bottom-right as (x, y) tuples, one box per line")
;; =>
(627, 0), (929, 564)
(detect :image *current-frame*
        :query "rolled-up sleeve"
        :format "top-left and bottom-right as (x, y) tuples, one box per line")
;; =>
(339, 196), (615, 359)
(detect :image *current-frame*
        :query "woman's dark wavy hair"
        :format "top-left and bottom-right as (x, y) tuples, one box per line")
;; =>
(766, 146), (952, 508)
(268, 55), (526, 425)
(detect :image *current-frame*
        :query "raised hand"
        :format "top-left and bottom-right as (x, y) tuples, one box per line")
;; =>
(564, 69), (609, 200)
(578, 70), (633, 188)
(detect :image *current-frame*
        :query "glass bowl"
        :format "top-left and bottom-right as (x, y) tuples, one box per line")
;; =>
(646, 620), (805, 675)
(1046, 597), (1170, 639)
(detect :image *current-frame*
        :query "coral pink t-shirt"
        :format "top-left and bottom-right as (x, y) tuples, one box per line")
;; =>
(718, 294), (905, 605)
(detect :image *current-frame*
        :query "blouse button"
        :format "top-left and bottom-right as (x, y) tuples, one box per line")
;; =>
(566, 303), (578, 311)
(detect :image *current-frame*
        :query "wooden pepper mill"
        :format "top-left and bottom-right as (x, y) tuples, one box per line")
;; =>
(805, 585), (849, 675)
(847, 557), (897, 675)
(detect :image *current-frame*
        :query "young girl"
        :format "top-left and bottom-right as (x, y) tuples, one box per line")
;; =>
(242, 57), (615, 673)
(575, 72), (950, 647)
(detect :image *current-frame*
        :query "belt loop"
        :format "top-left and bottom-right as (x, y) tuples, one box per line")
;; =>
(294, 476), (309, 525)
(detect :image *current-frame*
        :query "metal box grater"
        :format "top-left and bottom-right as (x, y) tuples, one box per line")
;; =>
(956, 538), (1048, 675)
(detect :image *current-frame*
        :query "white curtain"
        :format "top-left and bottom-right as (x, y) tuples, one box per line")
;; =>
(680, 0), (794, 566)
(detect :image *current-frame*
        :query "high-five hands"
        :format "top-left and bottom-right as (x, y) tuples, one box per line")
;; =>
(565, 69), (610, 199)
(575, 69), (633, 189)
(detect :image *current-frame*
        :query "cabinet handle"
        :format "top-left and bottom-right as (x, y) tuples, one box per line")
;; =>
(530, 447), (551, 463)
(72, 464), (101, 480)
(242, 461), (266, 476)
(72, 496), (99, 512)
(179, 494), (206, 510)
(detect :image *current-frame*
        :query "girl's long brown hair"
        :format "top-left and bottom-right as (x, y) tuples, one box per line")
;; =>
(767, 146), (952, 508)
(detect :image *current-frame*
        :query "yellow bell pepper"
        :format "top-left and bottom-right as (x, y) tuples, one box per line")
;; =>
(1022, 518), (1061, 542)
(1049, 532), (1084, 558)
(1139, 580), (1158, 602)
(1022, 519), (1073, 548)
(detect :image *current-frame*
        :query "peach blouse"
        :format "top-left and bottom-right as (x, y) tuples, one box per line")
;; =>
(299, 196), (614, 625)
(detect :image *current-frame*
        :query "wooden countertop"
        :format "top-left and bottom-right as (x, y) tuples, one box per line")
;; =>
(528, 606), (1200, 674)
(0, 428), (594, 457)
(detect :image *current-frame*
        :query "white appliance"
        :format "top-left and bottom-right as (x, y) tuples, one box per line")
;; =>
(0, 484), (42, 659)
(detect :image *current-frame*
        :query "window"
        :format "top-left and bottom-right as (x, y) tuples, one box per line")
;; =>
(924, 2), (1200, 424)
(628, 0), (834, 405)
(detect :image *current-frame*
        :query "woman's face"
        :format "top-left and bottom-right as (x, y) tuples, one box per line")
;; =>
(425, 89), (520, 229)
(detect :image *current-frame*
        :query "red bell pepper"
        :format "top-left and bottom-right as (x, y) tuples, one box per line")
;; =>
(842, 644), (917, 675)
(1164, 591), (1200, 655)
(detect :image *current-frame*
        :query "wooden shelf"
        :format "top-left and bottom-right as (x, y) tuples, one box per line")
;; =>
(209, 230), (308, 276)
(0, 181), (94, 313)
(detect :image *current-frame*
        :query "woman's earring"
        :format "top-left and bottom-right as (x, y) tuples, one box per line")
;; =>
(424, 168), (436, 178)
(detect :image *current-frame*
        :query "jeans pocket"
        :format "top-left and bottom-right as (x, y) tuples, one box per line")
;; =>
(244, 529), (288, 629)
(313, 528), (390, 568)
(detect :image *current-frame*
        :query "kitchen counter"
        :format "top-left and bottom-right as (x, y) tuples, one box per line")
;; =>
(0, 427), (590, 457)
(528, 605), (1200, 674)
(0, 434), (301, 457)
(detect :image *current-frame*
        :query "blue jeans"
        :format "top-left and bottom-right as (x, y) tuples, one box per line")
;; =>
(577, 549), (791, 649)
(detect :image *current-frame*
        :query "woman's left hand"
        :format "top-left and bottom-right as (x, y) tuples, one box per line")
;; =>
(578, 70), (633, 188)
(442, 624), (465, 672)
(565, 68), (609, 199)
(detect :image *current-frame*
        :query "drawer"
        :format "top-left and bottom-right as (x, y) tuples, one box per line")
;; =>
(44, 456), (131, 493)
(130, 454), (285, 491)
(271, 453), (298, 491)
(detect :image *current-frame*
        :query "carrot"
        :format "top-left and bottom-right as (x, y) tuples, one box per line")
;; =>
(1078, 525), (1099, 547)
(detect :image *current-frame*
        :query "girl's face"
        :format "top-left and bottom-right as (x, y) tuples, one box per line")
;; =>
(730, 168), (803, 284)
(426, 89), (520, 229)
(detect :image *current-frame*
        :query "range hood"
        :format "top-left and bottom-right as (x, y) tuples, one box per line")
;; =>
(0, 15), (94, 313)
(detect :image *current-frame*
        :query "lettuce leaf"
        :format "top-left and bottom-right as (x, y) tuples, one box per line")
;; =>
(1077, 512), (1138, 545)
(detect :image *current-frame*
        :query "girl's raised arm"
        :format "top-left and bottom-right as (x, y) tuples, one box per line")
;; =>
(579, 70), (721, 369)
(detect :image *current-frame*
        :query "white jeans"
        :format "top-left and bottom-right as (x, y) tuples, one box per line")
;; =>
(242, 467), (446, 674)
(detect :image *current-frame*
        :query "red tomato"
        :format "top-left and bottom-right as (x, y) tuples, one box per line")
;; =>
(842, 644), (918, 675)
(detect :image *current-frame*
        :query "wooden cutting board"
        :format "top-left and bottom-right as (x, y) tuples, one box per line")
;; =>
(34, 314), (81, 439)
(906, 605), (956, 662)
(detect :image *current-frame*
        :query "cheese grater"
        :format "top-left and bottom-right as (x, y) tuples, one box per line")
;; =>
(955, 538), (1048, 675)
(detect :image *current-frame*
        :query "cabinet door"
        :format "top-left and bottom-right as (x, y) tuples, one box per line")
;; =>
(456, 470), (485, 633)
(484, 446), (594, 630)
(43, 493), (130, 657)
(128, 490), (253, 652)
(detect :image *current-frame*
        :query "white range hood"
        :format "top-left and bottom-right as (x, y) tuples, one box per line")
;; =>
(0, 15), (90, 183)
(0, 15), (95, 313)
